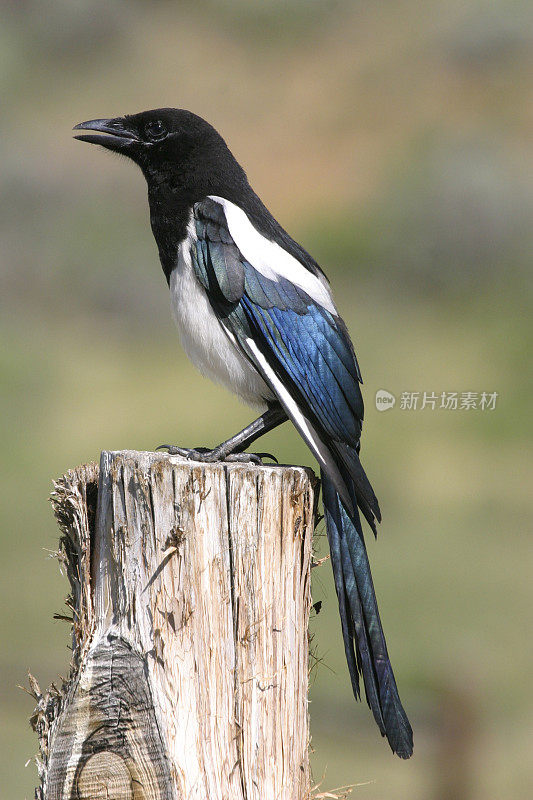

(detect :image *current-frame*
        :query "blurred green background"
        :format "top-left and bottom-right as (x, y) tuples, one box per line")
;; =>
(1, 1), (531, 797)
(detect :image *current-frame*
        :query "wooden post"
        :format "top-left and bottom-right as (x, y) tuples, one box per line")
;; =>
(32, 450), (317, 800)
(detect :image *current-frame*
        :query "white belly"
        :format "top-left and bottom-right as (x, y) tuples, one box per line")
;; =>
(169, 241), (274, 409)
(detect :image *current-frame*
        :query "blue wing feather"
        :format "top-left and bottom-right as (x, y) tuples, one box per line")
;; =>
(257, 303), (358, 442)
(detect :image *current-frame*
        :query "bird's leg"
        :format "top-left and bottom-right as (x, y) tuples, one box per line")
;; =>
(157, 405), (288, 464)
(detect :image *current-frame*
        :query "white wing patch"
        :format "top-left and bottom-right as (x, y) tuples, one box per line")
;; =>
(209, 195), (337, 316)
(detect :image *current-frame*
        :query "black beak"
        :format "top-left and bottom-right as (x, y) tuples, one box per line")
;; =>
(73, 118), (140, 152)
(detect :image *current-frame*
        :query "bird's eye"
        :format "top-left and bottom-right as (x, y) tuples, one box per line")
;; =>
(144, 119), (167, 142)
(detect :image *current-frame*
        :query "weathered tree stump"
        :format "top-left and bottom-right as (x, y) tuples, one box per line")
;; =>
(32, 450), (317, 800)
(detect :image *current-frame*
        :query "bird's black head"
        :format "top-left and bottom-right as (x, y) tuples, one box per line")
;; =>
(74, 108), (247, 202)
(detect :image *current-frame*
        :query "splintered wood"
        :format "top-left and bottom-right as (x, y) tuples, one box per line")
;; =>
(35, 451), (316, 800)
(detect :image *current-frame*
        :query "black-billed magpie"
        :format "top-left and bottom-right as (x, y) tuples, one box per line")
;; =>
(74, 109), (413, 758)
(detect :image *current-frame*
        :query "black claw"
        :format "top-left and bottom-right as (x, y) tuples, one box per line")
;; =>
(254, 452), (278, 464)
(156, 444), (190, 456)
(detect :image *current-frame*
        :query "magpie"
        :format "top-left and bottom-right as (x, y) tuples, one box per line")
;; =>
(74, 108), (413, 758)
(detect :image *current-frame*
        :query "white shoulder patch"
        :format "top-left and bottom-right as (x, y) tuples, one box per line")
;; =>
(209, 195), (337, 315)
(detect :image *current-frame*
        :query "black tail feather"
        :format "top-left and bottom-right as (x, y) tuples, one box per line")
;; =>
(321, 467), (413, 759)
(333, 441), (381, 533)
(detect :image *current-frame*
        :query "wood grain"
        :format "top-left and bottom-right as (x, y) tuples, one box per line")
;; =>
(33, 451), (317, 800)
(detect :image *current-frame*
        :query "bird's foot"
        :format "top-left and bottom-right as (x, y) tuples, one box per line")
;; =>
(156, 444), (277, 465)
